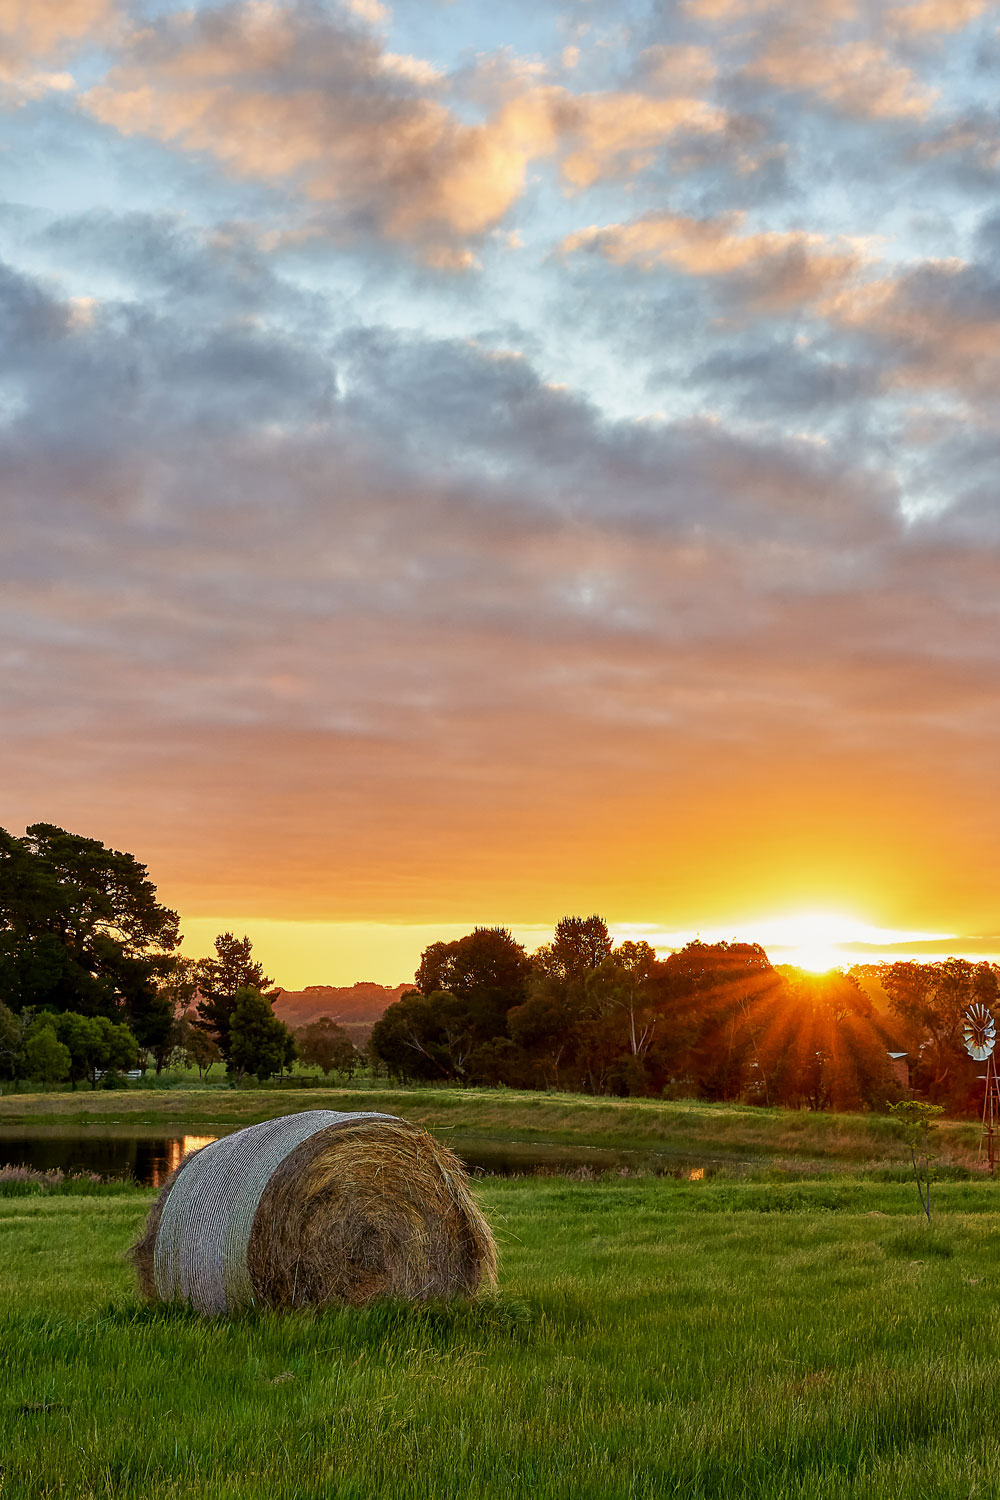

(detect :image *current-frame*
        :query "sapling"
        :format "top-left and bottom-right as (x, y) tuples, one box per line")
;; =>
(889, 1100), (945, 1223)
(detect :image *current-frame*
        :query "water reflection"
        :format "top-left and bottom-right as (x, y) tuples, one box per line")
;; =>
(153, 1135), (218, 1187)
(0, 1132), (217, 1185)
(0, 1130), (725, 1185)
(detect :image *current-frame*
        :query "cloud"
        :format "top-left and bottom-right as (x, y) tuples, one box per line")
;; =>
(690, 340), (883, 413)
(7, 1), (1000, 937)
(824, 259), (1000, 394)
(79, 3), (532, 266)
(745, 30), (936, 120)
(79, 2), (729, 266)
(561, 211), (866, 312)
(635, 45), (718, 93)
(554, 92), (728, 189)
(3, 216), (1000, 933)
(914, 110), (1000, 174)
(685, 0), (859, 21)
(0, 0), (115, 64)
(0, 0), (116, 94)
(887, 0), (995, 35)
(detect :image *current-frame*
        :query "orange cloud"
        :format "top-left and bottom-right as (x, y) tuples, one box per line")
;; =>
(80, 4), (728, 265)
(556, 92), (727, 189)
(887, 0), (994, 34)
(636, 44), (718, 93)
(823, 262), (1000, 393)
(746, 30), (936, 119)
(916, 114), (1000, 169)
(0, 0), (115, 87)
(685, 0), (858, 22)
(685, 0), (992, 30)
(562, 212), (865, 311)
(82, 12), (533, 264)
(685, 0), (970, 117)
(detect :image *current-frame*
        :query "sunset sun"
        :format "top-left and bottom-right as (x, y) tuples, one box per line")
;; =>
(765, 914), (854, 973)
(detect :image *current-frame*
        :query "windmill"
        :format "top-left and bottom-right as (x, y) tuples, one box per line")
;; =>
(963, 1002), (1000, 1170)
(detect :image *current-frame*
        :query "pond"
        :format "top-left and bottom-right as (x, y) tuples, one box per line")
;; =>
(0, 1126), (735, 1186)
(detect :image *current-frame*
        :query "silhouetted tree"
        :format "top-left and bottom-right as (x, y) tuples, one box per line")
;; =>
(749, 971), (894, 1111)
(228, 988), (295, 1082)
(881, 959), (1000, 1107)
(370, 991), (452, 1081)
(534, 915), (614, 981)
(373, 927), (533, 1081)
(194, 934), (274, 1064)
(0, 824), (180, 1030)
(507, 976), (579, 1088)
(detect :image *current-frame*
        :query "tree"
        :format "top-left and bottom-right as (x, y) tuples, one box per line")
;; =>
(99, 1015), (140, 1081)
(609, 941), (659, 1059)
(751, 971), (894, 1112)
(31, 1011), (96, 1090)
(370, 991), (462, 1081)
(134, 955), (198, 1075)
(296, 1017), (357, 1078)
(376, 927), (532, 1081)
(882, 959), (998, 1106)
(889, 1100), (945, 1222)
(195, 935), (274, 1064)
(24, 1026), (70, 1086)
(414, 942), (453, 998)
(228, 988), (295, 1082)
(0, 824), (180, 1029)
(0, 1000), (20, 1080)
(414, 929), (530, 1009)
(175, 1013), (222, 1077)
(506, 977), (579, 1089)
(537, 916), (614, 981)
(30, 1011), (139, 1089)
(650, 941), (778, 1101)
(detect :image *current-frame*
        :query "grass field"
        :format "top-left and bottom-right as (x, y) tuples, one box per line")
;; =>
(0, 1083), (988, 1171)
(4, 1173), (1000, 1498)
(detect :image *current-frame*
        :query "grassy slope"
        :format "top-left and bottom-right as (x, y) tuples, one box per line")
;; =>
(3, 1178), (1000, 1498)
(0, 1084), (986, 1169)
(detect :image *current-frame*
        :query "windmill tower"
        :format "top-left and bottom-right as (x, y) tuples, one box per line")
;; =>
(963, 1002), (1000, 1171)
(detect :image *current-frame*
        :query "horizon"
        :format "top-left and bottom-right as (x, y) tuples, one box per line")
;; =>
(178, 912), (1000, 992)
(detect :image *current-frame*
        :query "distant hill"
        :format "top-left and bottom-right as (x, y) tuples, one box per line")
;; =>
(271, 981), (410, 1030)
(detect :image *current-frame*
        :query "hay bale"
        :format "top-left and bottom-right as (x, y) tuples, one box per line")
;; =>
(132, 1110), (497, 1315)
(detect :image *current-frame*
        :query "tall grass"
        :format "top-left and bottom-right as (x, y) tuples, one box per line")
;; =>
(2, 1176), (1000, 1497)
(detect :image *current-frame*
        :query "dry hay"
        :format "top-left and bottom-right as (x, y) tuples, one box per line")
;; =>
(132, 1110), (497, 1315)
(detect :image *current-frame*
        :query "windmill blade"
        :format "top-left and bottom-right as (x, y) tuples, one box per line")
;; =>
(963, 1002), (996, 1062)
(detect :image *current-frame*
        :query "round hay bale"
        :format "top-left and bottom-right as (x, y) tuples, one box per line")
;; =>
(131, 1110), (497, 1315)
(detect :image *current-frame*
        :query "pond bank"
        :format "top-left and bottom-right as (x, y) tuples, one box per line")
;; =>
(0, 1084), (987, 1171)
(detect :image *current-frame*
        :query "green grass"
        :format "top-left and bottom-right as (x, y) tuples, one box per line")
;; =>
(4, 1177), (1000, 1497)
(0, 1083), (987, 1171)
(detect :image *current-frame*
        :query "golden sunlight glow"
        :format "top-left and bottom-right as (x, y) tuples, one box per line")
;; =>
(754, 912), (952, 972)
(614, 913), (957, 974)
(763, 913), (856, 973)
(177, 912), (970, 994)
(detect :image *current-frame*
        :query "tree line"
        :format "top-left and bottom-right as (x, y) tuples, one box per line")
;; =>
(370, 919), (1000, 1112)
(0, 825), (356, 1085)
(3, 823), (998, 1111)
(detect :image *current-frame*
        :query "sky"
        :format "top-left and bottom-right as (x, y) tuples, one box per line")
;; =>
(3, 0), (1000, 987)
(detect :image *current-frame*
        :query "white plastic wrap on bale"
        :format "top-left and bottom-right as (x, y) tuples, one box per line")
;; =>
(153, 1109), (399, 1315)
